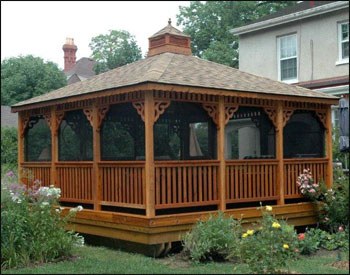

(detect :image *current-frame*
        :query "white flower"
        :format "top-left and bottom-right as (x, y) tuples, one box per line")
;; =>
(59, 207), (65, 210)
(77, 205), (83, 212)
(16, 199), (22, 204)
(55, 209), (60, 213)
(41, 201), (50, 208)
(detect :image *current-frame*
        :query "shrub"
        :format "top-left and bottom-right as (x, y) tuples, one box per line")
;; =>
(183, 211), (242, 262)
(231, 205), (297, 274)
(296, 229), (322, 255)
(296, 227), (349, 255)
(316, 168), (349, 232)
(1, 126), (18, 175)
(1, 172), (84, 269)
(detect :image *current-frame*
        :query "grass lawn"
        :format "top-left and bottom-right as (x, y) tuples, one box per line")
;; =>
(2, 245), (349, 274)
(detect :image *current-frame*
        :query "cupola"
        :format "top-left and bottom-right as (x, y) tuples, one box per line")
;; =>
(147, 19), (192, 57)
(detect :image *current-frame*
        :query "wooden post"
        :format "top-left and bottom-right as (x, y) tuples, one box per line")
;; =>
(217, 96), (226, 211)
(276, 101), (285, 205)
(326, 106), (333, 188)
(144, 91), (155, 217)
(51, 106), (58, 188)
(17, 112), (25, 183)
(92, 103), (102, 210)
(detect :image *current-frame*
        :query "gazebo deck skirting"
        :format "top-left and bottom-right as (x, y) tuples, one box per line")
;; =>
(15, 87), (336, 247)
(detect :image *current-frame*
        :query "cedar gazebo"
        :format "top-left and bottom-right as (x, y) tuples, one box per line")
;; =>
(12, 21), (339, 253)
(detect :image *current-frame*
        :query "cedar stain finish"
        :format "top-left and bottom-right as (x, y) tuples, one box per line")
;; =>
(13, 20), (338, 252)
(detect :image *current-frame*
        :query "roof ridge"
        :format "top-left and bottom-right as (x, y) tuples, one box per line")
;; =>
(144, 53), (175, 82)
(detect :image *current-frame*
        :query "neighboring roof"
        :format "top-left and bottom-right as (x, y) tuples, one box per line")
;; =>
(64, 57), (96, 80)
(12, 52), (338, 108)
(247, 1), (335, 26)
(231, 1), (348, 35)
(1, 106), (18, 127)
(150, 22), (190, 38)
(296, 75), (350, 90)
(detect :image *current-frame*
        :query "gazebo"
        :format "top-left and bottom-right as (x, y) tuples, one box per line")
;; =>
(12, 20), (338, 254)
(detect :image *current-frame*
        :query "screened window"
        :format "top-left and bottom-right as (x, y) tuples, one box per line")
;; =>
(278, 34), (298, 82)
(284, 111), (325, 158)
(25, 117), (51, 161)
(338, 22), (349, 62)
(101, 103), (145, 161)
(225, 107), (275, 159)
(59, 110), (93, 161)
(154, 102), (216, 160)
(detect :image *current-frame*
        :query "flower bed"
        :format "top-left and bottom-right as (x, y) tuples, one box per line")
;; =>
(1, 171), (84, 269)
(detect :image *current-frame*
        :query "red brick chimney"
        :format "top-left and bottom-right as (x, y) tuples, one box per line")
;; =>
(63, 38), (77, 72)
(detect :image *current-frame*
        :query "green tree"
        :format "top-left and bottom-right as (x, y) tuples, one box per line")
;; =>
(177, 1), (297, 67)
(1, 126), (18, 166)
(1, 55), (67, 106)
(89, 30), (142, 74)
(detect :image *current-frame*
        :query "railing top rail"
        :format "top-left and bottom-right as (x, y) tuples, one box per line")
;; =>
(284, 158), (329, 163)
(98, 161), (145, 167)
(226, 159), (278, 164)
(55, 161), (94, 167)
(155, 159), (219, 167)
(21, 162), (52, 166)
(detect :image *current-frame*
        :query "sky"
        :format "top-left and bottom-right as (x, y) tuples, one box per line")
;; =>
(1, 1), (191, 70)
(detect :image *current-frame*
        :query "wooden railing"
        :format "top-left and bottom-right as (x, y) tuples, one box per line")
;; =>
(56, 162), (93, 203)
(154, 160), (220, 209)
(20, 162), (51, 187)
(284, 158), (328, 199)
(225, 160), (278, 203)
(98, 161), (145, 209)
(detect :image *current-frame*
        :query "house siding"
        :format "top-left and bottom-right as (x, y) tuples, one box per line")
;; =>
(239, 8), (349, 83)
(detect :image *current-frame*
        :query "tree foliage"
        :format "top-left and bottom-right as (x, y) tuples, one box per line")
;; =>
(1, 126), (18, 166)
(89, 30), (142, 74)
(176, 1), (297, 67)
(1, 55), (67, 106)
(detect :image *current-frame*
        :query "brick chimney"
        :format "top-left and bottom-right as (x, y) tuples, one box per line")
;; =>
(148, 18), (192, 57)
(63, 38), (77, 72)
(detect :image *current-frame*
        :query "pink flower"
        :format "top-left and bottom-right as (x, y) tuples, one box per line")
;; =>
(309, 189), (316, 193)
(6, 171), (14, 177)
(298, 233), (305, 240)
(339, 226), (344, 232)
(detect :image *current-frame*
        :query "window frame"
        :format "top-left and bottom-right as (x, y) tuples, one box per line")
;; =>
(337, 21), (349, 65)
(277, 33), (298, 84)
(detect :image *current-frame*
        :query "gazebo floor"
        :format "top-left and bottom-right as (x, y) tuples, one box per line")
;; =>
(64, 202), (317, 255)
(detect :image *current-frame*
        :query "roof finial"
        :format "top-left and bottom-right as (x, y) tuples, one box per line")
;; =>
(168, 18), (172, 25)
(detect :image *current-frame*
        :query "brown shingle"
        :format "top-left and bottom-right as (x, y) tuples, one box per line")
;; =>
(12, 52), (338, 108)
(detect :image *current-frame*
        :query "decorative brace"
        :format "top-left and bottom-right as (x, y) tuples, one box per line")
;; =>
(202, 104), (218, 125)
(224, 105), (239, 125)
(154, 101), (171, 122)
(20, 114), (30, 137)
(132, 101), (145, 122)
(54, 111), (65, 135)
(96, 105), (110, 131)
(263, 108), (278, 129)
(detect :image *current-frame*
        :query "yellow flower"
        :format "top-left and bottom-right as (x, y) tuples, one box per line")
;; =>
(283, 244), (289, 249)
(272, 222), (281, 228)
(247, 230), (254, 235)
(266, 205), (273, 211)
(242, 233), (248, 238)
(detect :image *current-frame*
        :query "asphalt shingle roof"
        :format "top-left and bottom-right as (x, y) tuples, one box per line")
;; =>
(12, 52), (338, 108)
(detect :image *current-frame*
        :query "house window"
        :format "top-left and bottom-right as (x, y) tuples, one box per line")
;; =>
(278, 34), (298, 83)
(338, 22), (349, 62)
